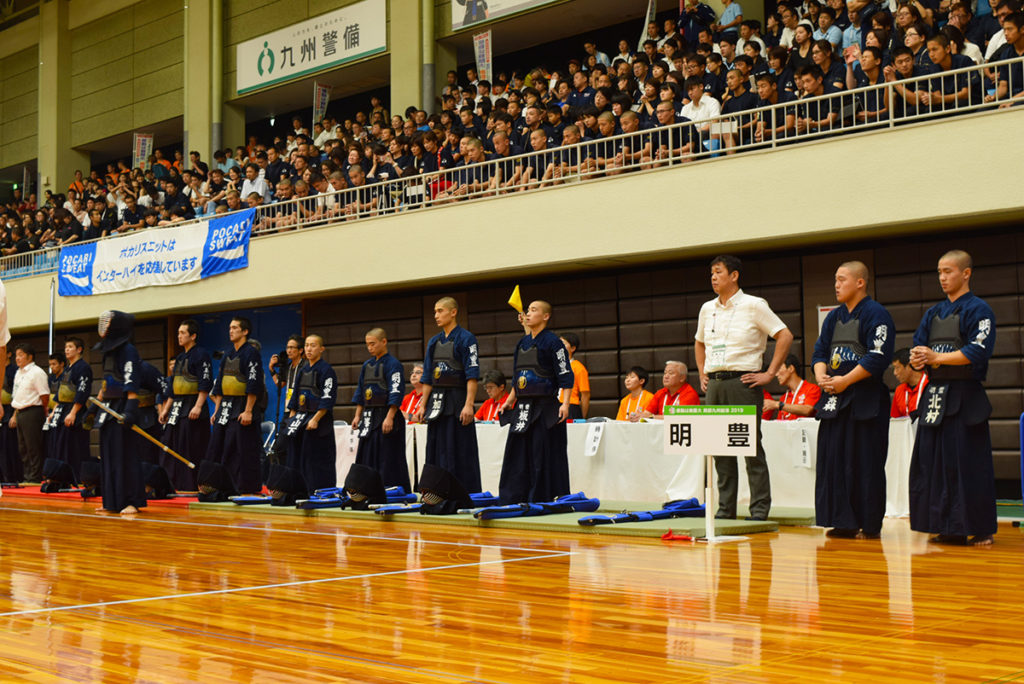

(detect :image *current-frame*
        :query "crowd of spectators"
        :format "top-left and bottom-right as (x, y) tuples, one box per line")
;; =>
(2, 0), (1022, 260)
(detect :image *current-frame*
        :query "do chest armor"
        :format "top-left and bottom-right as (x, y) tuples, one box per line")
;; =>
(430, 340), (465, 388)
(928, 314), (972, 381)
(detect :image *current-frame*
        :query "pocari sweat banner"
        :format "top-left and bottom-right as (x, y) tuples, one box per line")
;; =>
(58, 209), (254, 296)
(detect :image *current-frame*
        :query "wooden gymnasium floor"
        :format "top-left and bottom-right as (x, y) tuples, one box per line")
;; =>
(1, 497), (1022, 683)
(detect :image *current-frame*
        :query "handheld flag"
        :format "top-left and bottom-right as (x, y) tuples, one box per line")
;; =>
(507, 285), (523, 313)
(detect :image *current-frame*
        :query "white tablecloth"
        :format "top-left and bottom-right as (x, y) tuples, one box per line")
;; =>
(332, 418), (915, 515)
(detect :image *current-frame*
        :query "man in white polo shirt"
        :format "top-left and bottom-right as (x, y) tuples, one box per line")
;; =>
(694, 254), (793, 521)
(10, 342), (50, 483)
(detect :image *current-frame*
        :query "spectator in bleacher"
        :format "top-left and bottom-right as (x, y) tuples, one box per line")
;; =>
(722, 68), (760, 151)
(779, 6), (800, 48)
(796, 65), (841, 133)
(815, 7), (844, 51)
(989, 11), (1024, 106)
(617, 366), (654, 421)
(811, 40), (847, 91)
(713, 0), (744, 40)
(682, 0), (718, 45)
(764, 355), (820, 419)
(68, 170), (85, 196)
(652, 101), (694, 164)
(162, 179), (195, 221)
(682, 75), (722, 142)
(923, 33), (979, 110)
(842, 9), (862, 53)
(789, 21), (817, 74)
(719, 35), (739, 70)
(890, 347), (928, 418)
(846, 46), (889, 121)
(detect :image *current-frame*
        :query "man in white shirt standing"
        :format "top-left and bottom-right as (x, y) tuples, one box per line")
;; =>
(694, 254), (793, 521)
(10, 343), (49, 483)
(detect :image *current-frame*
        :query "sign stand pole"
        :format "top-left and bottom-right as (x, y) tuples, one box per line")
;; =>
(700, 454), (748, 544)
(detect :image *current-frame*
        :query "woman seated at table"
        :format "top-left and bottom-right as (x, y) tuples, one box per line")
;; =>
(617, 366), (655, 421)
(475, 370), (510, 422)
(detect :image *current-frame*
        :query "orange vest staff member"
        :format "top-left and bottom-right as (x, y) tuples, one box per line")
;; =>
(632, 360), (699, 421)
(558, 332), (590, 420)
(890, 347), (928, 418)
(763, 354), (821, 420)
(400, 363), (425, 423)
(475, 370), (511, 421)
(616, 365), (655, 420)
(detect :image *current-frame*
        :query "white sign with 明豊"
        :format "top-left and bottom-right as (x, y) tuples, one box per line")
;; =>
(663, 405), (757, 457)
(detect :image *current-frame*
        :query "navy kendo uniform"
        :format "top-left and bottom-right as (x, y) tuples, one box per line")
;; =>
(286, 358), (337, 493)
(162, 345), (213, 491)
(498, 329), (574, 504)
(422, 325), (482, 492)
(353, 352), (409, 491)
(48, 356), (93, 482)
(909, 292), (997, 539)
(207, 341), (264, 494)
(0, 361), (21, 482)
(95, 311), (163, 512)
(812, 297), (895, 536)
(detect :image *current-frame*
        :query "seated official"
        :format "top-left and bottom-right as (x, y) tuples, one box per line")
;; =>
(763, 354), (821, 419)
(632, 360), (699, 421)
(475, 370), (510, 422)
(890, 347), (928, 418)
(616, 366), (655, 421)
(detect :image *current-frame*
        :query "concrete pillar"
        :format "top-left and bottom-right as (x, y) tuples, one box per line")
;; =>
(390, 0), (423, 114)
(222, 102), (246, 153)
(36, 0), (90, 193)
(183, 0), (215, 162)
(421, 0), (435, 111)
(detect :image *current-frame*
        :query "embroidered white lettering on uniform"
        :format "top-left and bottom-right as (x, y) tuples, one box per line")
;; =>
(123, 361), (134, 384)
(468, 343), (479, 368)
(973, 318), (992, 347)
(390, 372), (401, 394)
(556, 348), (569, 374)
(322, 377), (333, 400)
(871, 325), (888, 354)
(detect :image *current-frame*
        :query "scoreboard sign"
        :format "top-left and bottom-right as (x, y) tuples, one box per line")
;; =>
(663, 406), (757, 457)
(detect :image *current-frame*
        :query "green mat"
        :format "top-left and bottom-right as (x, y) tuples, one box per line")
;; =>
(188, 500), (783, 538)
(997, 500), (1024, 520)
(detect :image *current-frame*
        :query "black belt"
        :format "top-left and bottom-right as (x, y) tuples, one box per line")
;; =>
(707, 371), (753, 380)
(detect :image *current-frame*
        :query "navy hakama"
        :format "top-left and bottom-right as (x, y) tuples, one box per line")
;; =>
(812, 296), (895, 535)
(422, 325), (481, 492)
(909, 292), (998, 538)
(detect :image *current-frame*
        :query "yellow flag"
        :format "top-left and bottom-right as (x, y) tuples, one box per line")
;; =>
(507, 285), (523, 313)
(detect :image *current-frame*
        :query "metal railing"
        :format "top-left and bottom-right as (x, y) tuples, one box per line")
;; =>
(4, 54), (1022, 281)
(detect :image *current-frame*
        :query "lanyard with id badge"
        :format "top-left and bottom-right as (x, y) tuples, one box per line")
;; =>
(707, 304), (738, 371)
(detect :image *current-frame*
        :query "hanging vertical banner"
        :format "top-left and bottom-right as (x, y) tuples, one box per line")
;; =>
(473, 30), (492, 82)
(132, 133), (154, 170)
(313, 82), (332, 124)
(640, 0), (657, 46)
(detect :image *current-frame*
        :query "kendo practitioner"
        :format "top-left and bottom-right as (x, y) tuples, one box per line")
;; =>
(0, 358), (21, 482)
(285, 334), (337, 493)
(908, 250), (997, 547)
(352, 328), (410, 491)
(159, 319), (212, 491)
(207, 316), (265, 496)
(812, 261), (895, 539)
(413, 297), (482, 492)
(42, 351), (65, 459)
(267, 334), (305, 465)
(497, 300), (574, 504)
(48, 337), (92, 482)
(93, 310), (164, 515)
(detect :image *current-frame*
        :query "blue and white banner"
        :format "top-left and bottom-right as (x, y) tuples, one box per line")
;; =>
(58, 209), (254, 297)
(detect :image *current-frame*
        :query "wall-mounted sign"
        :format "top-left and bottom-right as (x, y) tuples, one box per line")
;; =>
(236, 0), (386, 95)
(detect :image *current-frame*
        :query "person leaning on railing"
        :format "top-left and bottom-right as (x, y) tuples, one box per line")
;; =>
(986, 11), (1024, 106)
